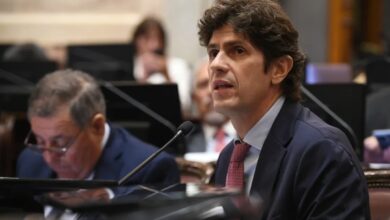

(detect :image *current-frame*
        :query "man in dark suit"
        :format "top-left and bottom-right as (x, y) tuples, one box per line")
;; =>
(17, 69), (179, 186)
(198, 0), (370, 219)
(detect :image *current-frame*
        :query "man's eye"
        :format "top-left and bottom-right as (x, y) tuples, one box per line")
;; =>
(234, 47), (245, 54)
(208, 49), (218, 60)
(52, 139), (67, 148)
(36, 138), (44, 146)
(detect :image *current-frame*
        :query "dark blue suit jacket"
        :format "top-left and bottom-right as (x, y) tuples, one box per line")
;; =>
(185, 123), (207, 152)
(214, 99), (370, 219)
(17, 124), (180, 186)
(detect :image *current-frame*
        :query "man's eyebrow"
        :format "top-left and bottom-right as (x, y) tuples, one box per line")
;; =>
(207, 43), (218, 50)
(208, 40), (246, 49)
(52, 134), (66, 140)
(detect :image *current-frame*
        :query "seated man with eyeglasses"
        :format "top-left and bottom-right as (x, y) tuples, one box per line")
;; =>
(16, 69), (180, 186)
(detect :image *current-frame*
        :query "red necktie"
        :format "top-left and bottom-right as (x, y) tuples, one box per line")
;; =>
(226, 141), (250, 189)
(214, 129), (226, 152)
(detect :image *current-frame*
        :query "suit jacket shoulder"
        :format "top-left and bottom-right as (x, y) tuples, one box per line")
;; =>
(214, 99), (370, 219)
(16, 124), (180, 186)
(185, 123), (207, 152)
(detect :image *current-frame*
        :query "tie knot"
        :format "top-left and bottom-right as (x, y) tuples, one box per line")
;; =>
(231, 141), (250, 162)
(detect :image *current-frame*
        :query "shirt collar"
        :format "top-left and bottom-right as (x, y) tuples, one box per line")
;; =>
(241, 96), (285, 151)
(101, 123), (110, 149)
(85, 123), (110, 180)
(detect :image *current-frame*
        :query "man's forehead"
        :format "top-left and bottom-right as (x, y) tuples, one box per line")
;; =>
(30, 109), (77, 135)
(31, 116), (73, 130)
(209, 39), (246, 47)
(208, 26), (248, 47)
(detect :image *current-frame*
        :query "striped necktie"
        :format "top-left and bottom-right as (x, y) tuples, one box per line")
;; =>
(226, 141), (251, 189)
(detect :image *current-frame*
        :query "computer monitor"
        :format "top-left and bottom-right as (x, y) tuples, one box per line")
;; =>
(0, 44), (11, 59)
(67, 43), (134, 81)
(0, 85), (33, 112)
(305, 63), (353, 84)
(301, 84), (366, 160)
(365, 57), (390, 93)
(101, 82), (184, 155)
(0, 61), (58, 85)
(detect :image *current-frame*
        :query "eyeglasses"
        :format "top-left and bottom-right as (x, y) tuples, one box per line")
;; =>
(23, 129), (83, 154)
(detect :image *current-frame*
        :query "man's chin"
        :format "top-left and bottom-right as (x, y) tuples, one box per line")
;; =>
(204, 111), (227, 126)
(54, 168), (77, 179)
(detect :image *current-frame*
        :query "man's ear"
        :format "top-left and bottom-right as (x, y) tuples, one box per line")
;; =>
(90, 113), (106, 135)
(270, 55), (293, 85)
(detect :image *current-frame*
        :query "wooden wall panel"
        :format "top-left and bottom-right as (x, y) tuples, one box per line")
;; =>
(327, 0), (354, 63)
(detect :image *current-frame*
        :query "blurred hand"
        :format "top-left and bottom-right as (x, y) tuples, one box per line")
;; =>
(364, 135), (390, 163)
(140, 52), (169, 81)
(364, 136), (381, 154)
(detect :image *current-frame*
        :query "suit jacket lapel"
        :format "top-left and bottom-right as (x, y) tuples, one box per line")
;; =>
(94, 126), (123, 180)
(193, 126), (207, 152)
(214, 140), (234, 186)
(250, 100), (302, 203)
(186, 124), (207, 152)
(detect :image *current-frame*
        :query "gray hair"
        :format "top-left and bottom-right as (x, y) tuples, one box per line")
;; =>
(28, 69), (106, 128)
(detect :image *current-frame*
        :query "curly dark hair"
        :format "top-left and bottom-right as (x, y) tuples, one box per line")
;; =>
(198, 0), (306, 102)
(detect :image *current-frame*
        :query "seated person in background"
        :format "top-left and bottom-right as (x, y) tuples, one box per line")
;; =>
(131, 17), (192, 117)
(364, 135), (390, 163)
(198, 0), (369, 218)
(364, 87), (390, 163)
(186, 58), (235, 154)
(2, 42), (49, 62)
(17, 69), (180, 186)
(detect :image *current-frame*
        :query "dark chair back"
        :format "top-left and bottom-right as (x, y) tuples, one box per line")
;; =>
(365, 169), (390, 219)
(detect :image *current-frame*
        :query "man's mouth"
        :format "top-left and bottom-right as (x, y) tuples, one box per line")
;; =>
(213, 81), (233, 90)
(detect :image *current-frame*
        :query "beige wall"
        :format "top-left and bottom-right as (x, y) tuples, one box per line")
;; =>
(0, 0), (212, 66)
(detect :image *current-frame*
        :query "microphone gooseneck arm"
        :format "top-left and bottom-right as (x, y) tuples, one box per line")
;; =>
(118, 121), (193, 186)
(0, 68), (35, 86)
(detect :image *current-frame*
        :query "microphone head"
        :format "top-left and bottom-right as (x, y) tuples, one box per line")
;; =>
(177, 121), (194, 136)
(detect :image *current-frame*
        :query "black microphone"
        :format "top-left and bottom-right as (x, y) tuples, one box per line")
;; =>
(118, 121), (193, 186)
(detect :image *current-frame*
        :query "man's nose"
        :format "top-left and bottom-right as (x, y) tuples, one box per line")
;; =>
(209, 52), (228, 75)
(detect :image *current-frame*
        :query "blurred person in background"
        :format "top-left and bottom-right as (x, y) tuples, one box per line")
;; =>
(2, 42), (49, 62)
(364, 135), (390, 163)
(186, 58), (235, 154)
(131, 17), (192, 118)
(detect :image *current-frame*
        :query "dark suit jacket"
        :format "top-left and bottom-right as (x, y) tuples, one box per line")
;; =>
(214, 99), (370, 219)
(185, 123), (207, 152)
(17, 124), (180, 186)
